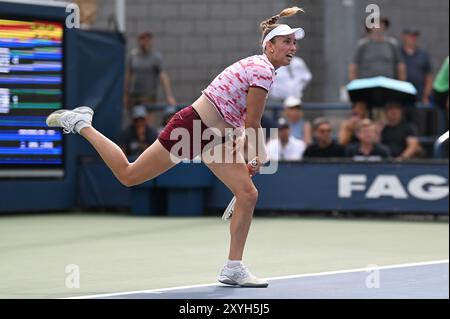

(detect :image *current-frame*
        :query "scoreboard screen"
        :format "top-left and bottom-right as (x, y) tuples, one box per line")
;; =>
(0, 18), (64, 177)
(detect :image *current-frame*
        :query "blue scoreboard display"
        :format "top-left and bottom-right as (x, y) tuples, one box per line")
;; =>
(0, 18), (64, 177)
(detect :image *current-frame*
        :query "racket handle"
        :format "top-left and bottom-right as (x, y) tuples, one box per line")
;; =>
(246, 157), (259, 174)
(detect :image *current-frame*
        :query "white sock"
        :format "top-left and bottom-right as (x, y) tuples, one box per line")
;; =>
(74, 121), (91, 134)
(227, 260), (242, 268)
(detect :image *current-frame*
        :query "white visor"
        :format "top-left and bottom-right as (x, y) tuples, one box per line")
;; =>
(262, 24), (305, 50)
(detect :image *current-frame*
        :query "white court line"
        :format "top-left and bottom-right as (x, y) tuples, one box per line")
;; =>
(63, 259), (449, 299)
(264, 259), (449, 281)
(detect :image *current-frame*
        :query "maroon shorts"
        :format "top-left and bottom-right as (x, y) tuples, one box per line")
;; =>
(158, 106), (226, 160)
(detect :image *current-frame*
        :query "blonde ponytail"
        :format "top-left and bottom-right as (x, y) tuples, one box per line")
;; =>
(260, 6), (304, 42)
(259, 14), (281, 32)
(280, 6), (304, 18)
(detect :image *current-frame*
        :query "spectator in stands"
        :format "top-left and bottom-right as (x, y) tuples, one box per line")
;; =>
(349, 17), (406, 81)
(345, 119), (391, 160)
(267, 55), (312, 106)
(75, 0), (97, 29)
(432, 56), (449, 133)
(401, 27), (433, 136)
(120, 106), (158, 158)
(304, 117), (345, 158)
(123, 31), (176, 127)
(381, 102), (423, 160)
(261, 113), (277, 141)
(160, 105), (178, 130)
(338, 100), (370, 145)
(401, 28), (433, 104)
(433, 56), (449, 110)
(266, 118), (306, 161)
(282, 96), (312, 144)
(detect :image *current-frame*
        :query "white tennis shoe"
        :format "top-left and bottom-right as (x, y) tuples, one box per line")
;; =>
(218, 263), (269, 288)
(46, 106), (94, 134)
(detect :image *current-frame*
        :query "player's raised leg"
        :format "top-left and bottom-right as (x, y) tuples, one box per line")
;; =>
(46, 106), (177, 187)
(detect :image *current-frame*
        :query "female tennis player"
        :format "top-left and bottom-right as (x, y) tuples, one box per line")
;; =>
(47, 7), (305, 287)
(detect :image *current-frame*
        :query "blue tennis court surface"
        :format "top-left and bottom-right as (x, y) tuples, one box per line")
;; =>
(70, 260), (448, 299)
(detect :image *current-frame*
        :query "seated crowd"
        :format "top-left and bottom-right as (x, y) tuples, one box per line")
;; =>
(264, 97), (425, 162)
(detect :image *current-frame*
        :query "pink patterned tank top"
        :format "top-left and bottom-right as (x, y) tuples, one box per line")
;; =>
(202, 54), (275, 128)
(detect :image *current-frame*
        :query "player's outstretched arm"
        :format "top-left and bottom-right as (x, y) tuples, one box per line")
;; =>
(245, 87), (269, 165)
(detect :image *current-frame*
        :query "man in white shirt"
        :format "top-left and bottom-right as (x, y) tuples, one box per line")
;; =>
(267, 56), (312, 106)
(266, 118), (306, 161)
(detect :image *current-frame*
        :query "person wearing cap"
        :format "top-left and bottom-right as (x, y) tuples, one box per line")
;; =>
(282, 96), (312, 144)
(120, 105), (158, 158)
(46, 7), (306, 288)
(401, 28), (433, 104)
(266, 117), (306, 161)
(349, 17), (406, 81)
(124, 31), (176, 111)
(304, 118), (345, 158)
